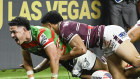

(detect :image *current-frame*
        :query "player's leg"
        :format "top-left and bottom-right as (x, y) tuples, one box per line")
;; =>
(107, 53), (127, 79)
(103, 25), (140, 78)
(125, 65), (140, 78)
(104, 25), (140, 67)
(122, 61), (140, 78)
(116, 40), (140, 67)
(91, 57), (108, 71)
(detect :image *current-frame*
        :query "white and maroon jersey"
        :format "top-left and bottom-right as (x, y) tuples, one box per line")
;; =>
(59, 21), (105, 48)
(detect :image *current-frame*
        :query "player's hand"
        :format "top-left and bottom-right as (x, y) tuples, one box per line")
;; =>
(19, 64), (24, 68)
(56, 45), (64, 60)
(19, 64), (37, 73)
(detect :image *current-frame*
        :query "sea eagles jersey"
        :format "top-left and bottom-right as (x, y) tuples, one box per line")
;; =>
(59, 21), (105, 49)
(21, 25), (71, 58)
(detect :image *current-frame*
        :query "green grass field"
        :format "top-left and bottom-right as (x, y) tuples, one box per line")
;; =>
(0, 66), (80, 79)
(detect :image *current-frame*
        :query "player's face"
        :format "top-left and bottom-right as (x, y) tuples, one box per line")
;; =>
(9, 26), (26, 45)
(47, 23), (57, 31)
(42, 23), (51, 29)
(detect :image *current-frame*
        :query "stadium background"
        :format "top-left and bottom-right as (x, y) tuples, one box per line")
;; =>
(0, 0), (140, 70)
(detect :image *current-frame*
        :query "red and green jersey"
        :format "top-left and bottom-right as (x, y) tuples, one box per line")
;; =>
(21, 25), (71, 58)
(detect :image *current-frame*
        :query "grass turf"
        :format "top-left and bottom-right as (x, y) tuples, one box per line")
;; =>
(0, 66), (80, 79)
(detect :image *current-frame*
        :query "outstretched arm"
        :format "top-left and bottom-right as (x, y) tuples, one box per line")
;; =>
(21, 50), (34, 79)
(44, 43), (59, 79)
(20, 58), (50, 73)
(60, 35), (87, 60)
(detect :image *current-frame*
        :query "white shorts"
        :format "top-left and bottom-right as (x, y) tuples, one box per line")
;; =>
(72, 50), (96, 77)
(103, 25), (130, 57)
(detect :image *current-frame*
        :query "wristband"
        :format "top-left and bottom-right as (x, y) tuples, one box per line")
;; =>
(51, 73), (58, 78)
(27, 70), (34, 79)
(27, 70), (34, 75)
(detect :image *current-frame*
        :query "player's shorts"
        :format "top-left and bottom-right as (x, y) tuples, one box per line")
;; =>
(72, 50), (96, 77)
(102, 25), (130, 57)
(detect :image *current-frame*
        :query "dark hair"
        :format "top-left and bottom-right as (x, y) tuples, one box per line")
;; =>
(8, 17), (30, 30)
(41, 10), (63, 24)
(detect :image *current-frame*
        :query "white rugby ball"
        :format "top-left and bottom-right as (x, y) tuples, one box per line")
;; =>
(91, 70), (112, 79)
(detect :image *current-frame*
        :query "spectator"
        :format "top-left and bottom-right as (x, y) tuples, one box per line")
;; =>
(109, 0), (138, 31)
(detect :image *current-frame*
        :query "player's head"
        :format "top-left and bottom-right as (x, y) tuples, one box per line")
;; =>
(8, 17), (30, 30)
(41, 10), (63, 25)
(8, 17), (30, 45)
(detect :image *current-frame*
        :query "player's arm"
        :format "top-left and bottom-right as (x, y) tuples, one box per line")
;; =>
(21, 50), (34, 79)
(20, 58), (50, 73)
(38, 29), (59, 79)
(33, 58), (50, 73)
(127, 25), (140, 43)
(39, 31), (59, 79)
(60, 35), (87, 60)
(44, 43), (59, 79)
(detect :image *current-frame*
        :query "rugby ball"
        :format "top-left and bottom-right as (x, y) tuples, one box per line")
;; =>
(91, 70), (112, 79)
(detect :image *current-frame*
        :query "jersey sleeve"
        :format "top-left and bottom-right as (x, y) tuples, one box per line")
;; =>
(61, 27), (78, 43)
(37, 28), (54, 48)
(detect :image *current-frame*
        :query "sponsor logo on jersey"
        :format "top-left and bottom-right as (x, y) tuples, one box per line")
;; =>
(67, 33), (74, 41)
(83, 58), (90, 69)
(40, 33), (48, 45)
(113, 35), (123, 44)
(118, 31), (127, 39)
(62, 33), (67, 40)
(63, 21), (69, 27)
(76, 23), (80, 31)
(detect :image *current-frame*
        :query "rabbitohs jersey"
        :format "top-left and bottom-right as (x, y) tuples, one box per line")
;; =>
(21, 25), (71, 58)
